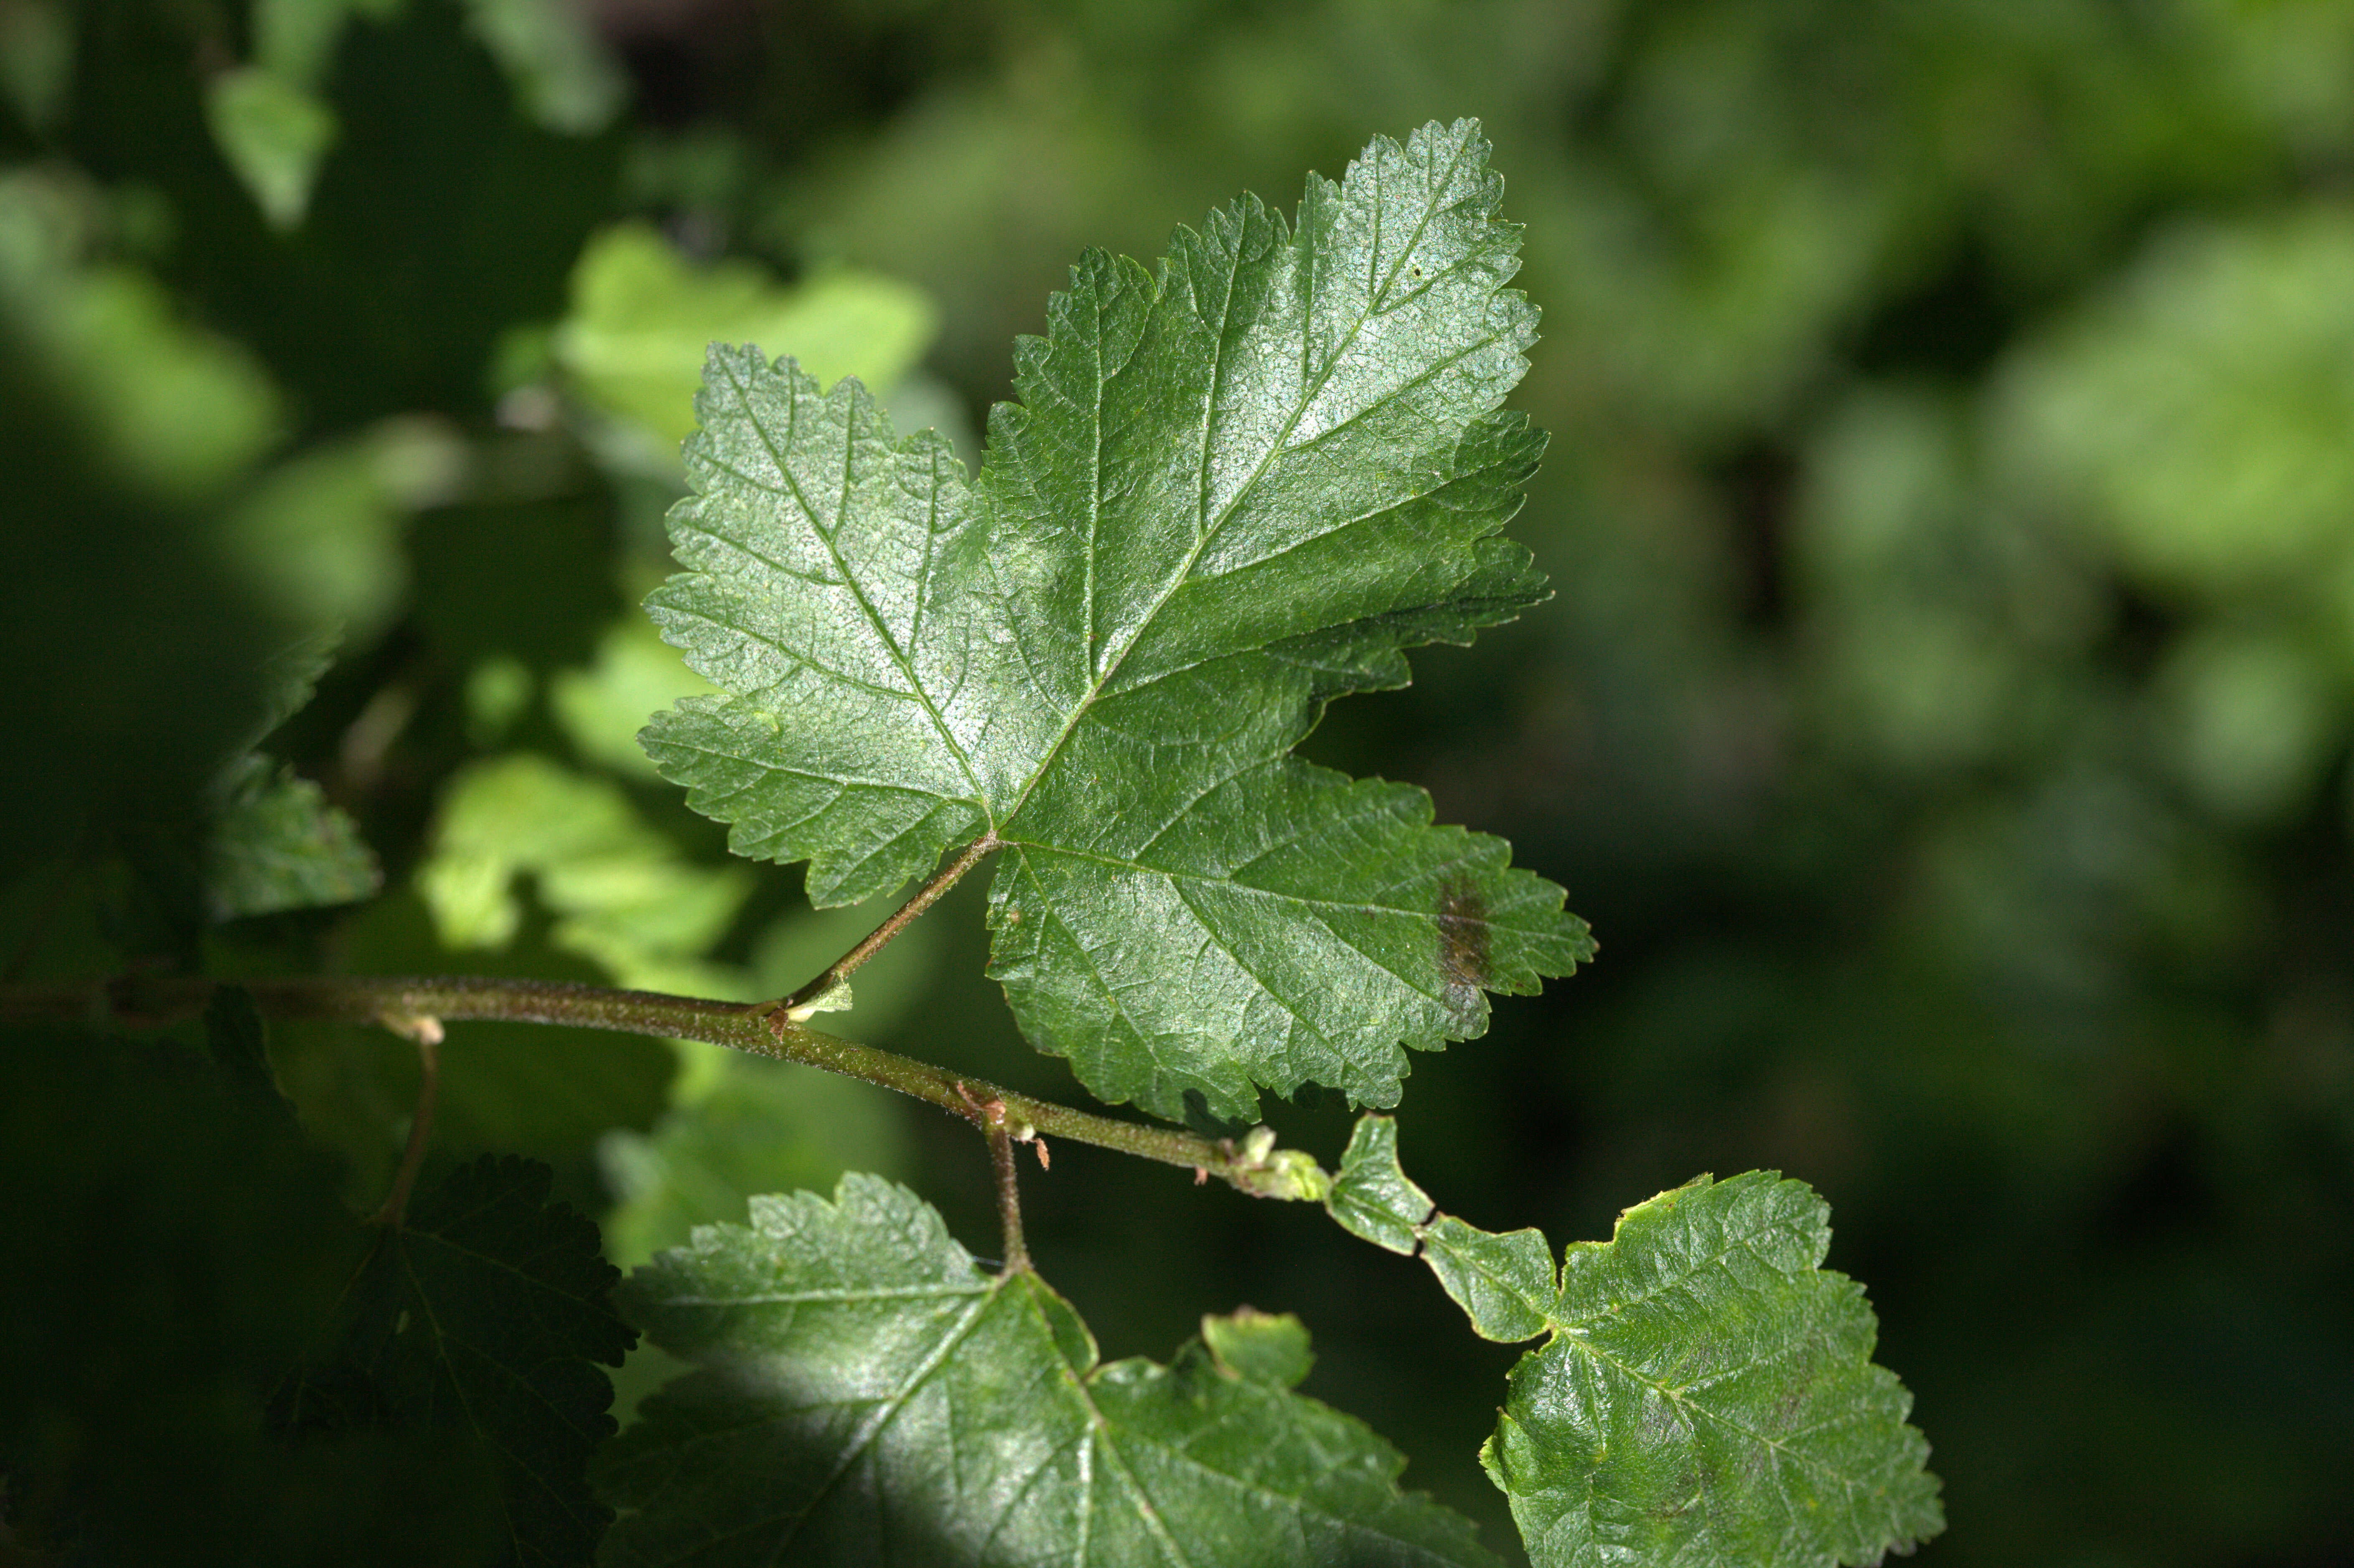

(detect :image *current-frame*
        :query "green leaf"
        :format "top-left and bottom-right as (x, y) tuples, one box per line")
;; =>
(1200, 1304), (1317, 1390)
(596, 1054), (913, 1269)
(643, 119), (1592, 1124)
(219, 424), (459, 643)
(0, 0), (72, 132)
(1328, 1116), (1944, 1568)
(598, 1174), (1497, 1567)
(461, 0), (627, 135)
(205, 631), (382, 921)
(417, 753), (750, 978)
(1325, 1110), (1436, 1254)
(272, 1155), (638, 1567)
(2001, 208), (2354, 595)
(0, 180), (282, 499)
(550, 615), (719, 779)
(556, 222), (936, 452)
(203, 66), (338, 230)
(249, 626), (344, 747)
(252, 0), (402, 87)
(1419, 1214), (1556, 1346)
(207, 753), (382, 919)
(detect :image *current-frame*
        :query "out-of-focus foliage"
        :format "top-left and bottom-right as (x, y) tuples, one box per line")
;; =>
(0, 165), (280, 497)
(204, 629), (382, 921)
(5, 0), (2353, 1563)
(555, 219), (934, 454)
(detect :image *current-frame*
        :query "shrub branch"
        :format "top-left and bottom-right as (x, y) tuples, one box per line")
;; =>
(3, 973), (1331, 1201)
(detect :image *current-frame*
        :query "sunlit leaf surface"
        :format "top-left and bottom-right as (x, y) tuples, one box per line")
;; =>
(600, 1174), (1496, 1567)
(643, 120), (1591, 1123)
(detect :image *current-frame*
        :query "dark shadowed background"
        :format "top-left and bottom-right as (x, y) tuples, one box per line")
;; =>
(4, 1), (2352, 1563)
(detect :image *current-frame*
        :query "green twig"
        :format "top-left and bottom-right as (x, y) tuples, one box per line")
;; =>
(5, 972), (1332, 1201)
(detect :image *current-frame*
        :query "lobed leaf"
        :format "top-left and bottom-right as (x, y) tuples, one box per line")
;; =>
(1328, 1116), (1945, 1568)
(643, 119), (1592, 1124)
(599, 1174), (1496, 1568)
(270, 1156), (638, 1566)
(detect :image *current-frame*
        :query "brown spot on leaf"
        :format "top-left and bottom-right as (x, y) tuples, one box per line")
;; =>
(1436, 876), (1491, 986)
(1435, 875), (1491, 1029)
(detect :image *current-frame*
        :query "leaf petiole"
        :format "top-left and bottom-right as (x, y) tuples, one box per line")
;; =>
(369, 1011), (446, 1227)
(768, 833), (999, 1025)
(986, 1118), (1030, 1273)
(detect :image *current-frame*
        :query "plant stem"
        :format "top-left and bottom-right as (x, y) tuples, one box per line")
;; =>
(372, 1019), (443, 1227)
(4, 973), (1330, 1201)
(987, 1120), (1030, 1274)
(775, 835), (998, 1020)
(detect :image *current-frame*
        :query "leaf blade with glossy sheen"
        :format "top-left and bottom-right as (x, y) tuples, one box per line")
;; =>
(1324, 1118), (1944, 1568)
(643, 121), (1593, 1123)
(598, 1174), (1497, 1568)
(641, 348), (998, 908)
(1493, 1172), (1943, 1568)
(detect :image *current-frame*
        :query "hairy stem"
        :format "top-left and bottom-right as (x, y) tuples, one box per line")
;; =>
(6, 973), (1330, 1200)
(987, 1121), (1030, 1273)
(774, 836), (998, 1021)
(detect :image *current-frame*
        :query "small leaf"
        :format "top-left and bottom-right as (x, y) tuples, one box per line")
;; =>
(1327, 1111), (1435, 1254)
(599, 1174), (1497, 1567)
(1328, 1114), (1551, 1342)
(549, 615), (719, 779)
(555, 222), (935, 452)
(643, 119), (1592, 1124)
(1327, 1117), (1944, 1568)
(1200, 1305), (1315, 1389)
(204, 66), (338, 230)
(417, 753), (749, 973)
(206, 753), (382, 920)
(205, 631), (382, 921)
(1417, 1216), (1553, 1345)
(250, 626), (345, 747)
(272, 1155), (638, 1567)
(463, 0), (628, 135)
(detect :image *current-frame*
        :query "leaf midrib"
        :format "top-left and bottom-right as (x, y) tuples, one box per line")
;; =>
(995, 131), (1483, 832)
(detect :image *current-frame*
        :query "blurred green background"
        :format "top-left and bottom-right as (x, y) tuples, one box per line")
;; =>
(4, 0), (2353, 1562)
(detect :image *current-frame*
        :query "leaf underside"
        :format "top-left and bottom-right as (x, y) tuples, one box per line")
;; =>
(642, 118), (1592, 1123)
(1328, 1118), (1945, 1568)
(598, 1173), (1496, 1568)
